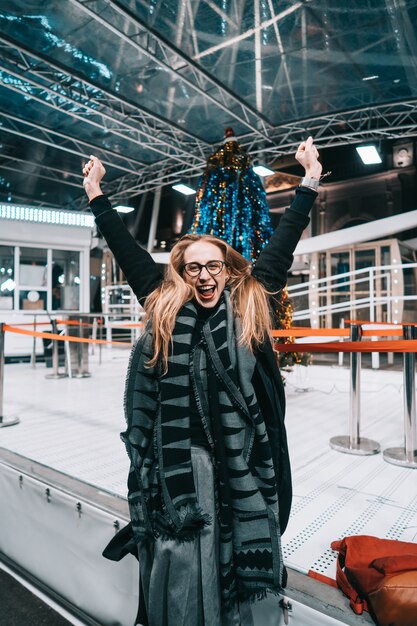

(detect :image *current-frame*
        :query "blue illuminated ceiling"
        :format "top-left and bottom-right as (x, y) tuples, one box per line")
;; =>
(0, 0), (417, 208)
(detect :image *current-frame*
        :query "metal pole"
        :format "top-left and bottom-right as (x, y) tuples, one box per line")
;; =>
(147, 187), (162, 253)
(350, 324), (361, 445)
(45, 319), (67, 379)
(0, 323), (20, 427)
(338, 318), (345, 367)
(91, 316), (97, 356)
(330, 323), (380, 455)
(65, 325), (73, 379)
(31, 314), (37, 369)
(75, 316), (91, 378)
(77, 316), (83, 372)
(383, 325), (417, 468)
(369, 270), (379, 369)
(99, 316), (103, 365)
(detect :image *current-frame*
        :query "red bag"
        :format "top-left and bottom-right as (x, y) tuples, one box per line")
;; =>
(331, 535), (417, 626)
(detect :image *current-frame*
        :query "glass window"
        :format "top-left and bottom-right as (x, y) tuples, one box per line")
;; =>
(19, 247), (47, 286)
(19, 289), (47, 310)
(52, 250), (80, 310)
(381, 245), (391, 266)
(0, 245), (15, 311)
(18, 247), (47, 311)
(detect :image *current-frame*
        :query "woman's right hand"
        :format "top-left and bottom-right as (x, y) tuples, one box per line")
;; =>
(82, 155), (106, 201)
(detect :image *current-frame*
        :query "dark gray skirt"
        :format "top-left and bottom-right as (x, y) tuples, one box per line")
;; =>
(137, 446), (254, 626)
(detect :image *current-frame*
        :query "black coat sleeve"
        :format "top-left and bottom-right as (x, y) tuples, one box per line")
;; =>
(90, 195), (163, 304)
(252, 186), (317, 293)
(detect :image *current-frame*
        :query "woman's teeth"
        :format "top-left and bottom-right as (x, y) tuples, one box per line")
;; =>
(198, 286), (215, 298)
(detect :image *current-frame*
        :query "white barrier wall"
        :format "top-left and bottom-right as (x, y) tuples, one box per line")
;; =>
(0, 462), (138, 626)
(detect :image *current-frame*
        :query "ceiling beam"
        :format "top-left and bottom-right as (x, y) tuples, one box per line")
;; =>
(0, 33), (207, 153)
(79, 99), (417, 203)
(0, 110), (147, 176)
(69, 0), (273, 140)
(0, 39), (206, 167)
(0, 156), (81, 189)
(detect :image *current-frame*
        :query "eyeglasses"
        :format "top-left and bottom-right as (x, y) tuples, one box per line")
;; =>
(182, 260), (226, 277)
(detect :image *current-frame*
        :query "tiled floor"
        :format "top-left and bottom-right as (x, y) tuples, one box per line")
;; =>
(1, 349), (416, 583)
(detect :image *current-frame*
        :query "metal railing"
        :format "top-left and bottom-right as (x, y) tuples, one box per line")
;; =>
(288, 262), (417, 327)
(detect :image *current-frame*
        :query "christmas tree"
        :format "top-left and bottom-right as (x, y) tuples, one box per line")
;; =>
(190, 128), (272, 263)
(190, 128), (308, 368)
(274, 287), (312, 368)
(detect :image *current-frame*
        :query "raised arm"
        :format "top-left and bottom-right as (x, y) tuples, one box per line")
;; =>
(83, 156), (163, 303)
(252, 137), (322, 293)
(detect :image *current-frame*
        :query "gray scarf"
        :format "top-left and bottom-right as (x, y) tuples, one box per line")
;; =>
(121, 291), (284, 603)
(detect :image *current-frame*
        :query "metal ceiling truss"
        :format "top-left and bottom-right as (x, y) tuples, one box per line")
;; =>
(0, 36), (207, 168)
(99, 160), (207, 204)
(0, 156), (81, 189)
(91, 99), (417, 203)
(0, 32), (208, 154)
(69, 0), (274, 141)
(244, 100), (417, 160)
(0, 109), (157, 175)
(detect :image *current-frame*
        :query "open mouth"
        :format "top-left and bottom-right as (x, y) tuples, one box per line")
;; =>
(196, 285), (216, 300)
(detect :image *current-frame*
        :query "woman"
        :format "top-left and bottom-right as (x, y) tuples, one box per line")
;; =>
(83, 137), (321, 626)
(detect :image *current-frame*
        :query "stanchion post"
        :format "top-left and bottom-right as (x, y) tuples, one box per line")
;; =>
(338, 318), (345, 367)
(31, 314), (37, 369)
(64, 324), (73, 379)
(330, 323), (380, 455)
(45, 319), (68, 380)
(383, 325), (417, 468)
(74, 316), (91, 378)
(99, 316), (103, 365)
(0, 323), (20, 427)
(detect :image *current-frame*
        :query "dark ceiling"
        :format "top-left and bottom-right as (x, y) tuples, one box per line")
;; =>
(1, 0), (417, 210)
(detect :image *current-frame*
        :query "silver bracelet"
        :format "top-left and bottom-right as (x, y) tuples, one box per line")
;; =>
(300, 176), (319, 190)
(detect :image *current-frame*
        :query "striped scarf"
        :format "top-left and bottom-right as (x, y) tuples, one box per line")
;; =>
(121, 292), (284, 603)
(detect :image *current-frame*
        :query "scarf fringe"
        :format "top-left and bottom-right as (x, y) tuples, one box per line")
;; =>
(243, 586), (282, 605)
(222, 584), (283, 610)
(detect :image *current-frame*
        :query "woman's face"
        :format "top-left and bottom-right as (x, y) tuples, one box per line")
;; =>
(182, 240), (228, 308)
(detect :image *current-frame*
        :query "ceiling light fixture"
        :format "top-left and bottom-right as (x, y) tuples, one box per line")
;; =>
(114, 205), (135, 213)
(253, 165), (274, 176)
(172, 183), (196, 195)
(356, 145), (382, 165)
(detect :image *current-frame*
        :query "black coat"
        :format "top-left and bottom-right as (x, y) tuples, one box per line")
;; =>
(90, 187), (317, 533)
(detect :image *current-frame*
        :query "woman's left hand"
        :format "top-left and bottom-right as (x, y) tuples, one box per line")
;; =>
(295, 136), (322, 180)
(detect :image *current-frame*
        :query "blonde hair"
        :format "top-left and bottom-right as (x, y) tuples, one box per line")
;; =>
(144, 234), (272, 370)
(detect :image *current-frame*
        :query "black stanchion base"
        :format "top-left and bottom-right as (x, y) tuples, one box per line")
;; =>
(329, 435), (380, 456)
(383, 447), (417, 469)
(0, 416), (20, 428)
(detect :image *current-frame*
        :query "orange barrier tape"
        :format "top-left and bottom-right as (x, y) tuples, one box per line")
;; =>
(104, 323), (144, 328)
(271, 328), (349, 338)
(5, 324), (416, 352)
(3, 325), (130, 347)
(56, 319), (143, 329)
(274, 339), (417, 353)
(7, 321), (54, 327)
(271, 327), (403, 338)
(362, 328), (403, 337)
(55, 319), (96, 327)
(6, 319), (143, 329)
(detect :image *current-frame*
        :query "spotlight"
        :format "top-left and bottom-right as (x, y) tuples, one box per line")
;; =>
(356, 146), (382, 165)
(253, 165), (274, 176)
(172, 183), (196, 195)
(114, 205), (135, 213)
